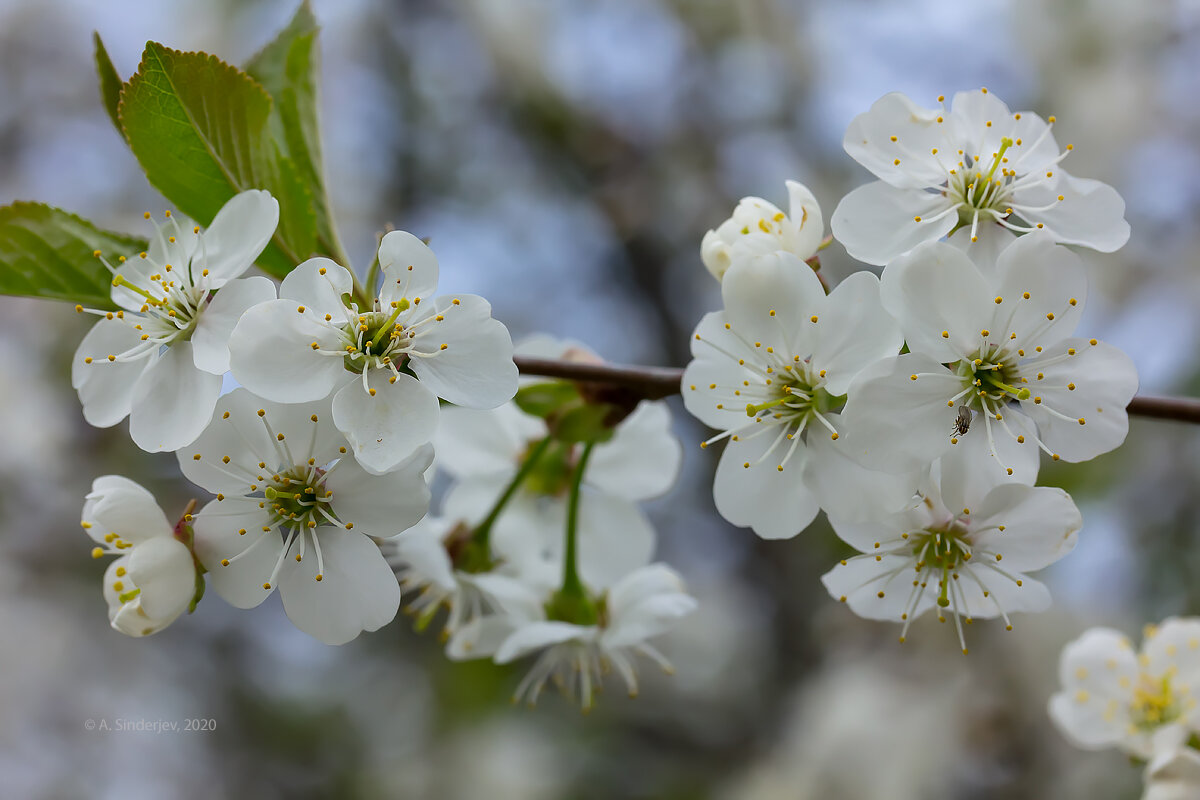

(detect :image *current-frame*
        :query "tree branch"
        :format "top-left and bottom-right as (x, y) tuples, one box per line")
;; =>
(514, 356), (1200, 424)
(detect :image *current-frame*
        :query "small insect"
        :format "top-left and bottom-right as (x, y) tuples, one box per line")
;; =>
(950, 405), (973, 439)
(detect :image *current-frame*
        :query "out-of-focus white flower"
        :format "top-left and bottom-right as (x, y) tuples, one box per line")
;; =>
(1142, 747), (1200, 800)
(821, 439), (1080, 651)
(229, 230), (517, 474)
(82, 475), (198, 637)
(701, 180), (824, 280)
(1049, 619), (1200, 760)
(683, 250), (914, 535)
(841, 235), (1138, 480)
(180, 389), (431, 645)
(450, 564), (697, 710)
(831, 88), (1129, 266)
(72, 191), (279, 452)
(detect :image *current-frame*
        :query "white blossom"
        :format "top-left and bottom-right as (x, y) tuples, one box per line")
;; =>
(82, 475), (198, 637)
(831, 88), (1130, 266)
(821, 438), (1080, 651)
(1142, 747), (1200, 800)
(228, 230), (517, 474)
(71, 191), (279, 451)
(701, 180), (824, 281)
(840, 234), (1138, 481)
(682, 250), (916, 536)
(1049, 619), (1200, 760)
(450, 564), (697, 710)
(180, 388), (431, 645)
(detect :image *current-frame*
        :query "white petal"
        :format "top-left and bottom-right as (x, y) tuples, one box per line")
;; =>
(820, 554), (936, 622)
(1048, 627), (1139, 751)
(843, 92), (947, 187)
(198, 190), (280, 285)
(127, 535), (195, 620)
(71, 319), (150, 428)
(1021, 339), (1138, 462)
(377, 231), (440, 306)
(447, 615), (524, 661)
(279, 527), (401, 645)
(229, 299), (350, 402)
(603, 592), (696, 649)
(576, 493), (656, 590)
(191, 275), (278, 374)
(880, 240), (993, 363)
(192, 497), (279, 608)
(436, 403), (545, 480)
(332, 371), (440, 474)
(389, 517), (456, 591)
(831, 181), (955, 267)
(954, 567), (1051, 618)
(1142, 618), (1200, 692)
(278, 257), (355, 312)
(588, 401), (681, 501)
(829, 504), (931, 553)
(804, 422), (921, 521)
(713, 429), (819, 539)
(993, 234), (1087, 351)
(682, 311), (765, 430)
(936, 407), (1041, 506)
(407, 294), (517, 408)
(495, 621), (590, 663)
(326, 444), (432, 537)
(811, 271), (902, 395)
(1016, 173), (1130, 253)
(969, 484), (1081, 572)
(84, 477), (174, 545)
(128, 342), (222, 452)
(700, 229), (733, 280)
(720, 251), (824, 353)
(443, 474), (512, 526)
(947, 89), (1016, 160)
(785, 179), (825, 258)
(839, 353), (961, 473)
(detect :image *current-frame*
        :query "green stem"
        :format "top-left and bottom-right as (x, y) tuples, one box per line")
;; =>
(561, 441), (596, 597)
(471, 436), (553, 551)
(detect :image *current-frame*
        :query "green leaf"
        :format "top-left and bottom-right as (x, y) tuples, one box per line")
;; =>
(552, 404), (617, 444)
(118, 41), (316, 278)
(0, 203), (146, 308)
(93, 32), (124, 133)
(244, 2), (347, 264)
(514, 381), (582, 418)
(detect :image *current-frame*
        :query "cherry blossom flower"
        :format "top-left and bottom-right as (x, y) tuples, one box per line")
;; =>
(82, 475), (198, 637)
(180, 389), (431, 645)
(72, 191), (279, 452)
(1049, 619), (1200, 760)
(449, 564), (697, 710)
(682, 250), (916, 536)
(701, 180), (824, 280)
(820, 438), (1080, 652)
(840, 234), (1138, 481)
(831, 88), (1129, 266)
(228, 230), (517, 474)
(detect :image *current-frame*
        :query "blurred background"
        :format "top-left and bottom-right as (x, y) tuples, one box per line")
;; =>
(1, 0), (1199, 797)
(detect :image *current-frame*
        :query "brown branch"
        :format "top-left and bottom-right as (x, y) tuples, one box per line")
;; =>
(514, 357), (1200, 424)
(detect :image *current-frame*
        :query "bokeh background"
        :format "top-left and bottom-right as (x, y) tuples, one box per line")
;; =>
(2, 0), (1199, 797)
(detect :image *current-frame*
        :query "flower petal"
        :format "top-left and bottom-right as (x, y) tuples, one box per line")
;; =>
(713, 429), (819, 539)
(127, 535), (196, 620)
(588, 401), (681, 501)
(325, 444), (432, 537)
(576, 493), (656, 590)
(72, 319), (150, 428)
(785, 179), (825, 258)
(820, 554), (936, 622)
(969, 483), (1081, 572)
(192, 497), (279, 609)
(128, 342), (222, 452)
(198, 190), (280, 285)
(279, 527), (401, 645)
(331, 371), (440, 474)
(278, 257), (355, 313)
(720, 251), (824, 353)
(831, 180), (957, 267)
(407, 294), (517, 408)
(811, 271), (902, 395)
(1048, 627), (1139, 751)
(1015, 173), (1130, 253)
(993, 234), (1087, 351)
(377, 231), (440, 306)
(191, 275), (278, 374)
(880, 240), (993, 363)
(843, 92), (947, 188)
(436, 403), (545, 480)
(804, 421), (922, 521)
(229, 298), (350, 403)
(84, 475), (174, 545)
(495, 621), (590, 663)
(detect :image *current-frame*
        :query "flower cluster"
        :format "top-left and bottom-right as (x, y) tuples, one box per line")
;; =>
(685, 88), (1136, 651)
(75, 193), (520, 645)
(384, 337), (696, 710)
(1051, 619), (1200, 799)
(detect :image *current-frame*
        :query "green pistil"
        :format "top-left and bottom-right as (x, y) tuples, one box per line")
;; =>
(111, 275), (163, 306)
(118, 587), (142, 604)
(976, 369), (1031, 400)
(970, 137), (1013, 206)
(368, 298), (409, 351)
(745, 395), (793, 417)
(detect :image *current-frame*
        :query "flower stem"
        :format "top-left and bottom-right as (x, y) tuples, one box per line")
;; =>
(560, 441), (596, 598)
(471, 435), (553, 551)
